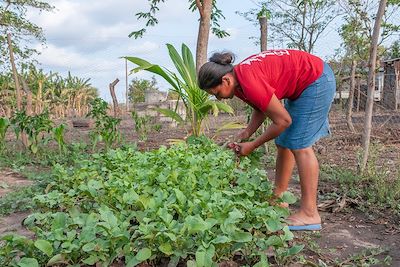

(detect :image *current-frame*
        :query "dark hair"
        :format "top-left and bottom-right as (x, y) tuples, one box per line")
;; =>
(198, 52), (235, 90)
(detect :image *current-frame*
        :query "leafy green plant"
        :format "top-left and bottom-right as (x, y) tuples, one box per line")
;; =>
(87, 98), (122, 150)
(131, 111), (153, 141)
(10, 110), (53, 154)
(1, 137), (299, 266)
(0, 117), (10, 153)
(52, 124), (67, 154)
(152, 123), (162, 132)
(126, 43), (234, 136)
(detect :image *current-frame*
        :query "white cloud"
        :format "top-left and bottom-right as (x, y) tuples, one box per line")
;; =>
(127, 41), (160, 55)
(36, 44), (90, 69)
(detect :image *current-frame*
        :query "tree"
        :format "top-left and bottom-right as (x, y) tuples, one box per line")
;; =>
(360, 0), (388, 173)
(385, 40), (400, 59)
(236, 3), (271, 50)
(0, 0), (54, 71)
(129, 0), (229, 70)
(257, 0), (340, 52)
(128, 76), (159, 104)
(338, 0), (400, 132)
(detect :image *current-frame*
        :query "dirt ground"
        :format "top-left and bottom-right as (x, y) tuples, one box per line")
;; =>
(1, 109), (399, 265)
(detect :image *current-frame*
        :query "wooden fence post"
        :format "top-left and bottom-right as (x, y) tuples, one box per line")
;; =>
(6, 33), (22, 111)
(109, 78), (120, 117)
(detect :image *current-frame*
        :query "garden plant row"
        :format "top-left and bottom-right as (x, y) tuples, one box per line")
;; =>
(0, 137), (301, 266)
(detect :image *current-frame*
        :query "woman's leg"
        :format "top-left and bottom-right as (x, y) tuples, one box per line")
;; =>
(274, 144), (296, 196)
(289, 147), (321, 225)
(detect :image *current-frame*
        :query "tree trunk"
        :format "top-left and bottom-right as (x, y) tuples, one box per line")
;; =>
(125, 58), (129, 112)
(360, 0), (387, 173)
(6, 33), (22, 111)
(356, 77), (361, 111)
(109, 78), (120, 117)
(7, 33), (28, 147)
(36, 81), (43, 114)
(259, 16), (268, 52)
(258, 15), (270, 152)
(346, 59), (356, 133)
(21, 77), (33, 116)
(195, 0), (212, 72)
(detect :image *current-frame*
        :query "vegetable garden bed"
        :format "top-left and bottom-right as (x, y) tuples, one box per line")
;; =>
(0, 137), (301, 266)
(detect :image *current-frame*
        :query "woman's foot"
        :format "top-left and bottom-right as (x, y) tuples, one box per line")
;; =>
(287, 210), (321, 231)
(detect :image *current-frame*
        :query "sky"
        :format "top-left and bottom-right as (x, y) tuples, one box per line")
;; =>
(27, 0), (342, 102)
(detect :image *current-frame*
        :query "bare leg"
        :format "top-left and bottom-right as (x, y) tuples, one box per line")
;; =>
(274, 144), (296, 197)
(289, 147), (321, 225)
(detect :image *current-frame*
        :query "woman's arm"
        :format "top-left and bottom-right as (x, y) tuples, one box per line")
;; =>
(235, 106), (266, 141)
(237, 94), (292, 155)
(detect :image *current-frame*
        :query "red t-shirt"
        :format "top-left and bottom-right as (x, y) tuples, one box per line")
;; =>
(234, 49), (323, 112)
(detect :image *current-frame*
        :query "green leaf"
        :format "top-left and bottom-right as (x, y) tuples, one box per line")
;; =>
(124, 56), (179, 90)
(174, 188), (187, 204)
(159, 242), (173, 255)
(264, 235), (283, 247)
(281, 192), (296, 204)
(136, 247), (152, 261)
(30, 143), (38, 154)
(82, 255), (99, 265)
(195, 245), (215, 267)
(51, 212), (67, 231)
(231, 231), (253, 243)
(253, 252), (269, 267)
(286, 244), (304, 256)
(186, 260), (196, 267)
(153, 108), (184, 124)
(47, 254), (66, 266)
(82, 242), (96, 252)
(211, 235), (231, 244)
(265, 218), (283, 232)
(34, 239), (53, 257)
(185, 215), (208, 234)
(18, 258), (39, 267)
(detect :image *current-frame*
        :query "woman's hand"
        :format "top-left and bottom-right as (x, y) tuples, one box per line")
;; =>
(235, 141), (257, 156)
(234, 129), (250, 142)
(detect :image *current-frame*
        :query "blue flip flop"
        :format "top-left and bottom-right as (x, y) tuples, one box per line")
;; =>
(288, 223), (321, 231)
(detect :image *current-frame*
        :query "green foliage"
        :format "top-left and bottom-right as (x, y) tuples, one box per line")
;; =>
(131, 111), (157, 141)
(1, 66), (98, 117)
(0, 170), (51, 216)
(339, 0), (400, 66)
(256, 0), (340, 52)
(0, 138), (299, 266)
(385, 40), (400, 59)
(10, 110), (53, 154)
(0, 117), (10, 152)
(126, 43), (233, 136)
(0, 0), (54, 70)
(130, 1), (228, 39)
(87, 98), (122, 150)
(321, 160), (400, 215)
(52, 124), (67, 154)
(128, 76), (159, 103)
(0, 185), (40, 216)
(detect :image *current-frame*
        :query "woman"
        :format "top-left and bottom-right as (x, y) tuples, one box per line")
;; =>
(198, 49), (336, 231)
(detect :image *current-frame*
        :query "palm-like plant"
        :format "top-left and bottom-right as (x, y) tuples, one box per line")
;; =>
(126, 43), (233, 136)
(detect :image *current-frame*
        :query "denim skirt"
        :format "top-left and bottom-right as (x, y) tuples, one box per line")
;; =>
(275, 62), (336, 150)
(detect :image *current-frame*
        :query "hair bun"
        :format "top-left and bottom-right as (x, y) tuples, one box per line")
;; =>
(209, 52), (235, 65)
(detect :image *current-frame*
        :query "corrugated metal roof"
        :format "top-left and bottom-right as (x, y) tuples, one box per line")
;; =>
(383, 57), (400, 63)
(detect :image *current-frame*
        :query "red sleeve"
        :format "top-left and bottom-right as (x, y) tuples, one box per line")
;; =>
(235, 68), (276, 112)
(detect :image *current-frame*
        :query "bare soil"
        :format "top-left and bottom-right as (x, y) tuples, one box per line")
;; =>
(1, 109), (399, 265)
(0, 169), (34, 197)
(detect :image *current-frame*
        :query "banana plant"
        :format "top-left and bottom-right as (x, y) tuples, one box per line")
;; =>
(125, 43), (234, 136)
(0, 117), (10, 152)
(53, 124), (67, 154)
